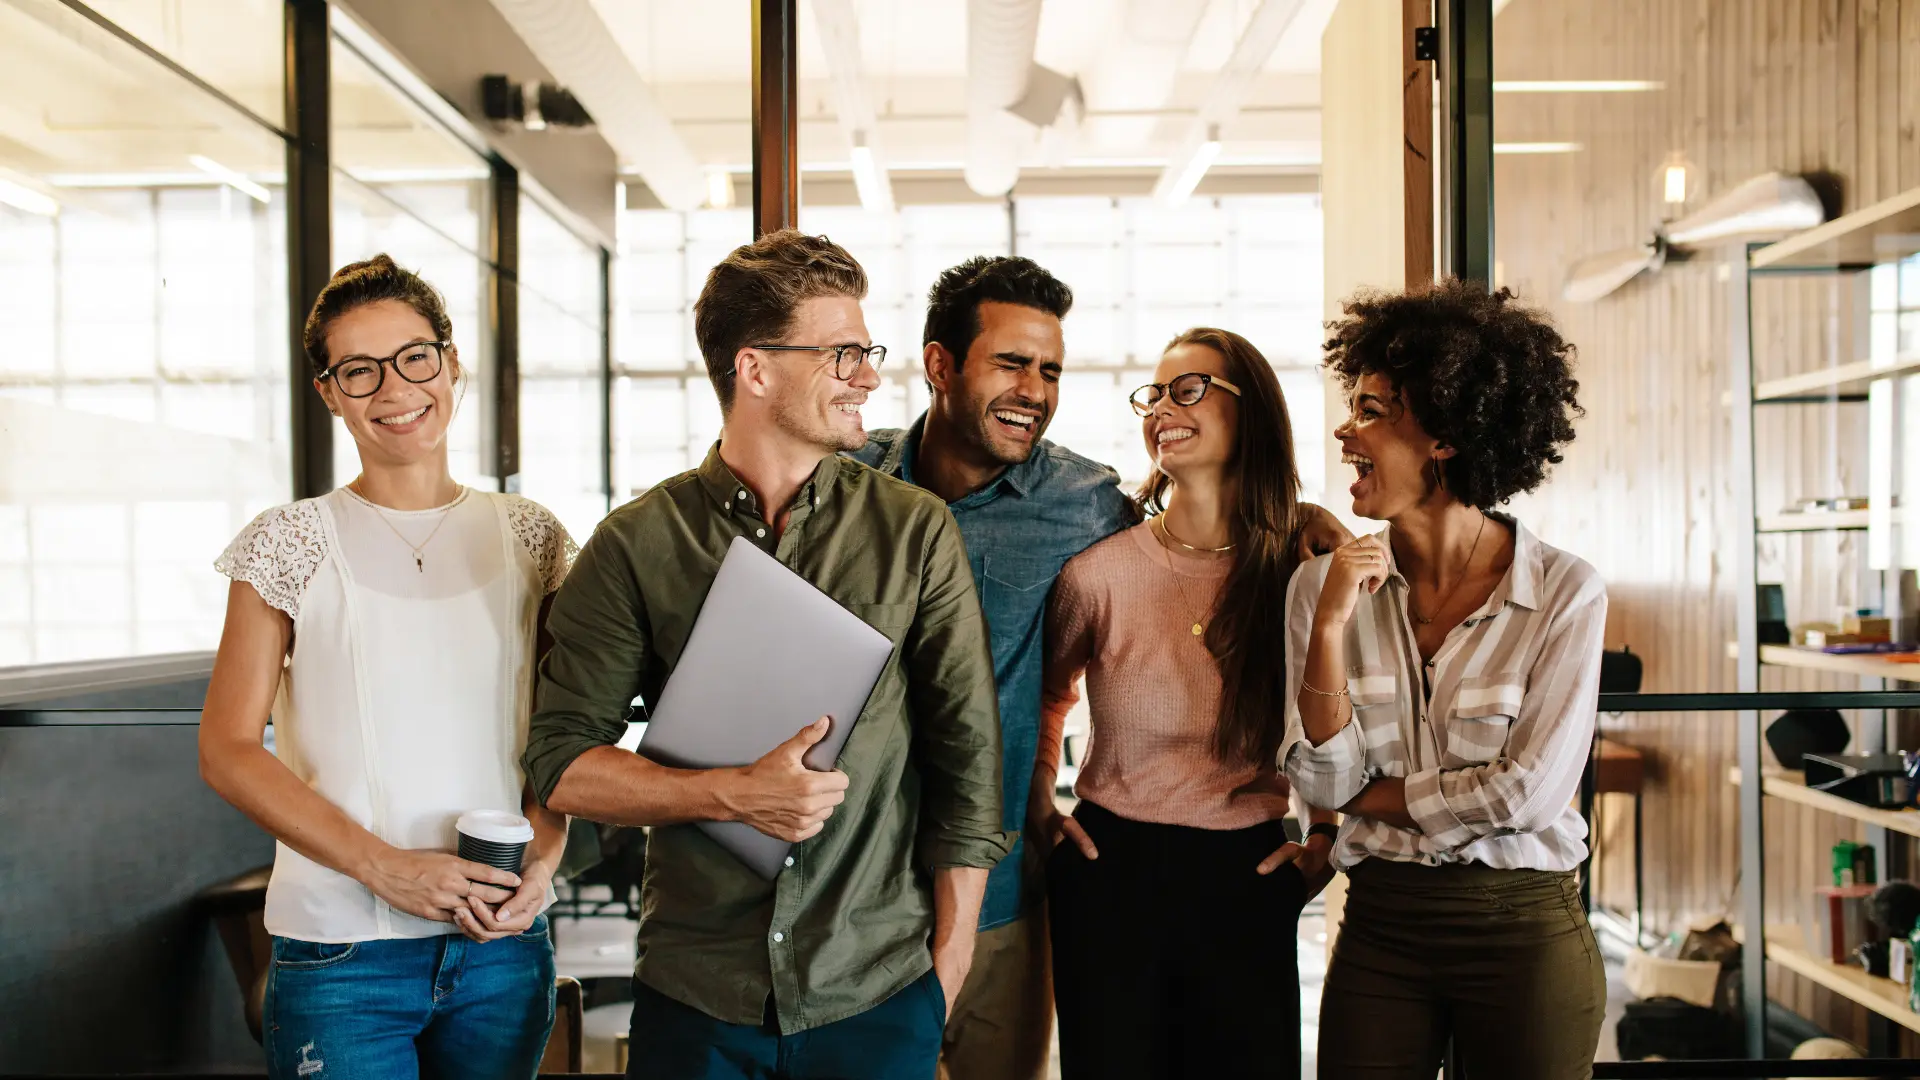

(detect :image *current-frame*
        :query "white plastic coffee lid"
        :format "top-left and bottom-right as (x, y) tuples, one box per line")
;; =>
(456, 809), (534, 843)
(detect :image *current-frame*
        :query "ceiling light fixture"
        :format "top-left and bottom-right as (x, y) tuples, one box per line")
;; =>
(849, 132), (893, 215)
(189, 155), (271, 203)
(1493, 142), (1584, 155)
(1157, 124), (1222, 207)
(1493, 80), (1664, 93)
(705, 168), (735, 210)
(0, 175), (58, 217)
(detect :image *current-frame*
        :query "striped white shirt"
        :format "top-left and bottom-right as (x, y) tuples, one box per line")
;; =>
(1280, 515), (1606, 872)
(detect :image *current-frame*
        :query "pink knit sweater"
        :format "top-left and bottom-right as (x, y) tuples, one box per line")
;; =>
(1039, 522), (1295, 830)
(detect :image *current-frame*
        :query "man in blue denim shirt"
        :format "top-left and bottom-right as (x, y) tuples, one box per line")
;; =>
(851, 256), (1129, 1080)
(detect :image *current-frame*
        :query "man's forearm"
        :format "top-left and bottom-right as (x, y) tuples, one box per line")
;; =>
(931, 865), (988, 964)
(545, 745), (735, 827)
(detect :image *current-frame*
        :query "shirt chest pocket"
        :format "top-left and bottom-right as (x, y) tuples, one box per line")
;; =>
(979, 555), (1062, 663)
(1443, 673), (1526, 766)
(1346, 668), (1398, 709)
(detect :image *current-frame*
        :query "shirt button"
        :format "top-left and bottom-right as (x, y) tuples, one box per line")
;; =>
(724, 502), (731, 510)
(784, 856), (795, 867)
(772, 931), (785, 943)
(738, 489), (748, 501)
(755, 527), (767, 539)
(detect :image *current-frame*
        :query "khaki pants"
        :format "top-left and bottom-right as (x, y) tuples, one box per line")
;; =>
(1318, 859), (1605, 1079)
(937, 910), (1053, 1080)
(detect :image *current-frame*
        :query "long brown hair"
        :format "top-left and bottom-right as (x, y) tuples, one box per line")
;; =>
(1139, 328), (1303, 767)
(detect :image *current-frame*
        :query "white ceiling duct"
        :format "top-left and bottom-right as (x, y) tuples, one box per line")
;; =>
(1080, 0), (1211, 149)
(966, 0), (1045, 197)
(1664, 171), (1825, 247)
(485, 0), (706, 211)
(1562, 172), (1830, 302)
(810, 0), (894, 214)
(1562, 244), (1666, 304)
(1150, 0), (1310, 204)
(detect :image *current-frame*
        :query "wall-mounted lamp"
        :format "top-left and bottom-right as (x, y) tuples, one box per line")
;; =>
(1660, 150), (1693, 210)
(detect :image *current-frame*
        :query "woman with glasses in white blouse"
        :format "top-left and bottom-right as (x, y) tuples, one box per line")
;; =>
(1282, 281), (1607, 1078)
(200, 255), (575, 1080)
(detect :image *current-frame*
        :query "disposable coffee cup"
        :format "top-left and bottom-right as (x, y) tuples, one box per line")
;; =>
(456, 810), (534, 879)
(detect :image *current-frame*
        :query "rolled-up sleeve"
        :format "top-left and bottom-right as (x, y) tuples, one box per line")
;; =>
(523, 524), (650, 805)
(906, 511), (1015, 871)
(1404, 574), (1607, 849)
(1279, 559), (1371, 809)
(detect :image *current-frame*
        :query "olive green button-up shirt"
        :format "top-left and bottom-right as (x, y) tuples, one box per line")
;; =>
(523, 444), (1012, 1034)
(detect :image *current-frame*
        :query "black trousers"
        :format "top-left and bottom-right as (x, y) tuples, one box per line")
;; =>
(1046, 801), (1308, 1080)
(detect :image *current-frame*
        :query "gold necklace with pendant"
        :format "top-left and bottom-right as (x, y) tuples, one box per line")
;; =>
(349, 481), (464, 573)
(1153, 516), (1222, 641)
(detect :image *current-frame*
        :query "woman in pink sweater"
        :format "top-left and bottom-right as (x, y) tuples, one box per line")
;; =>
(1032, 328), (1343, 1080)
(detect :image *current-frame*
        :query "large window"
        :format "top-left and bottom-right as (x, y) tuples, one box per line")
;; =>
(0, 0), (290, 666)
(1015, 194), (1327, 496)
(613, 194), (1326, 502)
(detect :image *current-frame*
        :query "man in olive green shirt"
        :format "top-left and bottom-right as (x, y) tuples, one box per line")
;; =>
(524, 229), (1011, 1079)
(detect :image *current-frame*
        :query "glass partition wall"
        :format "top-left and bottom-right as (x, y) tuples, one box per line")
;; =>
(0, 0), (615, 671)
(0, 0), (291, 666)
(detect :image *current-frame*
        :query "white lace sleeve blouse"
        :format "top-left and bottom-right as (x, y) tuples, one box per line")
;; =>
(215, 486), (577, 943)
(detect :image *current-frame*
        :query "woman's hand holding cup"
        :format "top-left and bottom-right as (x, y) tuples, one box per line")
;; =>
(361, 846), (519, 924)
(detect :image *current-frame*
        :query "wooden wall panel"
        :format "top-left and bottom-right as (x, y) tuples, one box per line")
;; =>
(1491, 0), (1917, 1047)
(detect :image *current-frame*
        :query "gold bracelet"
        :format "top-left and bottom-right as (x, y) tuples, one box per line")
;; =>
(1301, 678), (1350, 698)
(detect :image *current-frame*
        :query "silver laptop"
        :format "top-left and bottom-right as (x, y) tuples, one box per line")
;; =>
(637, 536), (894, 879)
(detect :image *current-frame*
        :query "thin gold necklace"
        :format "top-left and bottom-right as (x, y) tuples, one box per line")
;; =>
(1153, 517), (1220, 640)
(348, 481), (465, 573)
(1409, 513), (1488, 625)
(1157, 514), (1234, 554)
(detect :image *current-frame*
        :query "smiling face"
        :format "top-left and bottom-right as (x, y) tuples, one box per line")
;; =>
(315, 299), (460, 469)
(940, 300), (1064, 466)
(1336, 370), (1450, 520)
(756, 294), (879, 454)
(1141, 342), (1239, 483)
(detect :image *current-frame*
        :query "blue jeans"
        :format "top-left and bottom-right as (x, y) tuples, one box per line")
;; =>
(626, 970), (946, 1080)
(263, 917), (556, 1080)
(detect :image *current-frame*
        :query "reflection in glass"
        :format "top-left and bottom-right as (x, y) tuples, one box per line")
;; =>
(519, 194), (608, 539)
(82, 0), (285, 126)
(0, 0), (290, 665)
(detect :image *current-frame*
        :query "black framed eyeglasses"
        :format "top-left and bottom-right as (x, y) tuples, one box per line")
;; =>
(744, 343), (888, 381)
(1130, 372), (1242, 416)
(318, 341), (449, 399)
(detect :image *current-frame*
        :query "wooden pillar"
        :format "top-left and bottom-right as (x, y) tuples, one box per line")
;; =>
(751, 0), (799, 236)
(286, 0), (333, 498)
(1404, 0), (1435, 288)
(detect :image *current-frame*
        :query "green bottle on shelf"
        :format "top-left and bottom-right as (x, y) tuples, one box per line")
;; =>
(1910, 924), (1920, 1011)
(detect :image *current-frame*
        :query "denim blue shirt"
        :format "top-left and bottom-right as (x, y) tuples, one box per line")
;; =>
(850, 415), (1135, 929)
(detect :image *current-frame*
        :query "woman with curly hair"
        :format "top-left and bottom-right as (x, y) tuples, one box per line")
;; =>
(1282, 281), (1606, 1078)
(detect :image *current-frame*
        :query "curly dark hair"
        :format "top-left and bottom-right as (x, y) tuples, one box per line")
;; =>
(922, 256), (1073, 367)
(1322, 279), (1583, 509)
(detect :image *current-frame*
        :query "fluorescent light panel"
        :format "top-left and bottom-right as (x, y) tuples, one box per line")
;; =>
(189, 155), (271, 203)
(1160, 127), (1223, 206)
(1493, 80), (1663, 93)
(0, 176), (58, 216)
(1494, 142), (1583, 155)
(848, 134), (892, 214)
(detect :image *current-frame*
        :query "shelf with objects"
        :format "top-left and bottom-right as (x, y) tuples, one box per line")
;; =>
(1729, 182), (1920, 1059)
